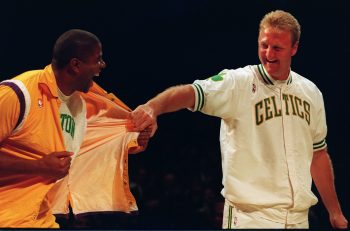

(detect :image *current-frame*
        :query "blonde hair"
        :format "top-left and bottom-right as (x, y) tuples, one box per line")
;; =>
(259, 10), (301, 46)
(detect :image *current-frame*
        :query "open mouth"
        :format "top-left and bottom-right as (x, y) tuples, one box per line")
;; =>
(266, 59), (277, 63)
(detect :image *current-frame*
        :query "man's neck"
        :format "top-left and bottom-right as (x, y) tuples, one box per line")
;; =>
(53, 67), (75, 95)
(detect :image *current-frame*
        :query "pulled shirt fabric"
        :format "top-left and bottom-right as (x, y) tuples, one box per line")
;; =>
(48, 89), (139, 214)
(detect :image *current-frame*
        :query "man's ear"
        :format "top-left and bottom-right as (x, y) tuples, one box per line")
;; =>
(291, 41), (299, 57)
(69, 58), (81, 73)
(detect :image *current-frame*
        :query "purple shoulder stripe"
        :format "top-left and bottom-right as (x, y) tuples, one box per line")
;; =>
(0, 82), (26, 130)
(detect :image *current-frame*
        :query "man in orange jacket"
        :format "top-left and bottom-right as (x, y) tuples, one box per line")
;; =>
(0, 29), (148, 228)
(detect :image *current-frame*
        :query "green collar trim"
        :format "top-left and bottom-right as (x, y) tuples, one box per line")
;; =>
(258, 64), (293, 85)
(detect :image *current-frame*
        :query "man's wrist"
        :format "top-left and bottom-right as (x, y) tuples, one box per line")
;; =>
(145, 102), (157, 118)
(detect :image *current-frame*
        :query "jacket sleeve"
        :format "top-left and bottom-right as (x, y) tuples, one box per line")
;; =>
(0, 86), (20, 142)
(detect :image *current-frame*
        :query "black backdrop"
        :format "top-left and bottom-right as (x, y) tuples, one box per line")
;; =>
(1, 0), (349, 229)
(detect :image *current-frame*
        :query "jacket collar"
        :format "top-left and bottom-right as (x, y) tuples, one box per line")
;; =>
(258, 64), (292, 85)
(38, 64), (59, 98)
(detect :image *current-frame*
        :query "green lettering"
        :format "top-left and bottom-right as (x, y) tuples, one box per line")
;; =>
(255, 101), (264, 125)
(304, 101), (310, 125)
(294, 96), (304, 119)
(60, 114), (67, 128)
(264, 98), (273, 121)
(271, 96), (282, 117)
(60, 114), (76, 138)
(289, 95), (297, 115)
(282, 94), (290, 115)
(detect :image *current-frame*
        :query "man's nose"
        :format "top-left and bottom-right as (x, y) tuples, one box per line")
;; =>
(99, 59), (106, 68)
(266, 47), (275, 60)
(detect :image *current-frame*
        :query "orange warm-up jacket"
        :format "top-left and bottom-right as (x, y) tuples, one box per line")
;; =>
(0, 65), (139, 227)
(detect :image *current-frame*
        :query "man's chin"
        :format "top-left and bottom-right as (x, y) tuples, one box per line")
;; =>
(79, 84), (92, 93)
(84, 86), (92, 93)
(85, 81), (94, 92)
(264, 65), (278, 76)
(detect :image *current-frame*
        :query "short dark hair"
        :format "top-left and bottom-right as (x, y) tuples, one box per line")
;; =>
(52, 29), (101, 69)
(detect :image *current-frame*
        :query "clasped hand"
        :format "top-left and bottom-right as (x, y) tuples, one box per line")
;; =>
(130, 104), (158, 137)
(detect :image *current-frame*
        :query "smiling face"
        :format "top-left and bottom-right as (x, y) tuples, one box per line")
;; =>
(73, 43), (106, 93)
(52, 29), (108, 95)
(258, 27), (298, 81)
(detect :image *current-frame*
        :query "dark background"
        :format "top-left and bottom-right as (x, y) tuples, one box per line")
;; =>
(1, 0), (349, 229)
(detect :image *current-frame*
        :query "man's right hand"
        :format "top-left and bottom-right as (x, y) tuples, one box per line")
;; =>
(130, 104), (158, 137)
(129, 85), (195, 136)
(37, 151), (73, 180)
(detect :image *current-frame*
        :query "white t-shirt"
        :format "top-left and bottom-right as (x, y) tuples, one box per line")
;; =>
(57, 88), (86, 161)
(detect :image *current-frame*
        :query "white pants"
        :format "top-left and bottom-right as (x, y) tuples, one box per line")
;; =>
(222, 202), (309, 229)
